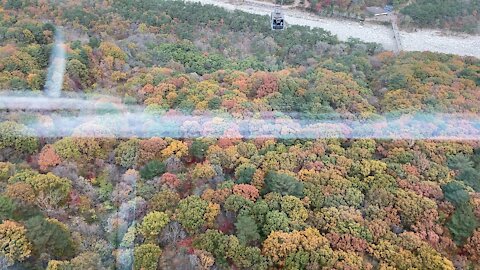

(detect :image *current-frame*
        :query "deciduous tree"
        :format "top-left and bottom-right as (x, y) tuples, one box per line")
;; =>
(149, 190), (180, 215)
(161, 139), (188, 159)
(38, 145), (61, 171)
(26, 173), (71, 211)
(133, 243), (161, 270)
(204, 202), (220, 228)
(233, 184), (259, 201)
(191, 162), (216, 181)
(175, 195), (209, 233)
(115, 138), (140, 168)
(5, 182), (35, 205)
(0, 220), (31, 265)
(139, 211), (170, 242)
(138, 137), (167, 164)
(0, 162), (15, 182)
(262, 227), (330, 267)
(464, 229), (480, 262)
(0, 121), (38, 154)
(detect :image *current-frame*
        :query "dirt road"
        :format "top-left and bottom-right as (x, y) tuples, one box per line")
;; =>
(185, 0), (480, 58)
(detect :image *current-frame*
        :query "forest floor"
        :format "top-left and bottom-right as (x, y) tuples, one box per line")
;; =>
(186, 0), (480, 58)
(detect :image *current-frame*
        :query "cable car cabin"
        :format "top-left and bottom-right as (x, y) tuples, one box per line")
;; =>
(271, 9), (285, 30)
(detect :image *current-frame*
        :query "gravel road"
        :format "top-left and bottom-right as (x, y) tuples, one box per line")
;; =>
(184, 0), (480, 58)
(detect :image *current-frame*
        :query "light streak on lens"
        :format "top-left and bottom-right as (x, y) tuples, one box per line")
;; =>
(44, 27), (66, 98)
(0, 94), (479, 140)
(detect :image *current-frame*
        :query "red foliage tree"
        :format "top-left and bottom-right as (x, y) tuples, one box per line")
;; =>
(464, 230), (480, 262)
(160, 172), (180, 189)
(326, 232), (369, 253)
(138, 137), (167, 164)
(38, 145), (61, 172)
(232, 184), (259, 202)
(252, 72), (278, 98)
(178, 237), (194, 254)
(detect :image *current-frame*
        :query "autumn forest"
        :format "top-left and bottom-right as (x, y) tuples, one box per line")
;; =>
(0, 0), (479, 269)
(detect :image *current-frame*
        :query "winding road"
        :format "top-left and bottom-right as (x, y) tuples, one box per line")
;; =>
(185, 0), (480, 58)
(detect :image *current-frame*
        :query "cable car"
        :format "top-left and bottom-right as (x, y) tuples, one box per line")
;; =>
(271, 8), (285, 30)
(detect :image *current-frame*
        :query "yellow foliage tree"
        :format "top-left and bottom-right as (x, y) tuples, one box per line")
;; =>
(5, 182), (35, 205)
(0, 220), (31, 265)
(204, 202), (220, 228)
(161, 139), (188, 159)
(251, 169), (265, 190)
(194, 249), (215, 270)
(262, 227), (329, 267)
(191, 162), (217, 181)
(99, 41), (127, 61)
(46, 260), (70, 270)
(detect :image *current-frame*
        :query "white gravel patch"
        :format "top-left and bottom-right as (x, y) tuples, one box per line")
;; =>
(183, 0), (480, 58)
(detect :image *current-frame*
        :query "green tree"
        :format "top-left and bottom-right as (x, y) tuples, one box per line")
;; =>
(235, 214), (260, 245)
(208, 97), (221, 110)
(448, 153), (474, 171)
(5, 0), (24, 10)
(442, 181), (470, 206)
(133, 243), (161, 270)
(175, 195), (208, 233)
(115, 138), (140, 168)
(189, 140), (209, 160)
(447, 203), (479, 244)
(0, 196), (14, 222)
(8, 169), (39, 184)
(138, 211), (170, 242)
(457, 168), (480, 192)
(66, 59), (89, 87)
(263, 172), (304, 197)
(235, 163), (256, 184)
(194, 230), (229, 266)
(0, 121), (38, 154)
(263, 210), (290, 235)
(224, 194), (254, 213)
(226, 236), (268, 270)
(25, 216), (76, 259)
(52, 137), (81, 161)
(140, 160), (166, 180)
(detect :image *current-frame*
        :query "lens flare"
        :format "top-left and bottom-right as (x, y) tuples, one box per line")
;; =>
(44, 27), (66, 98)
(0, 93), (478, 141)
